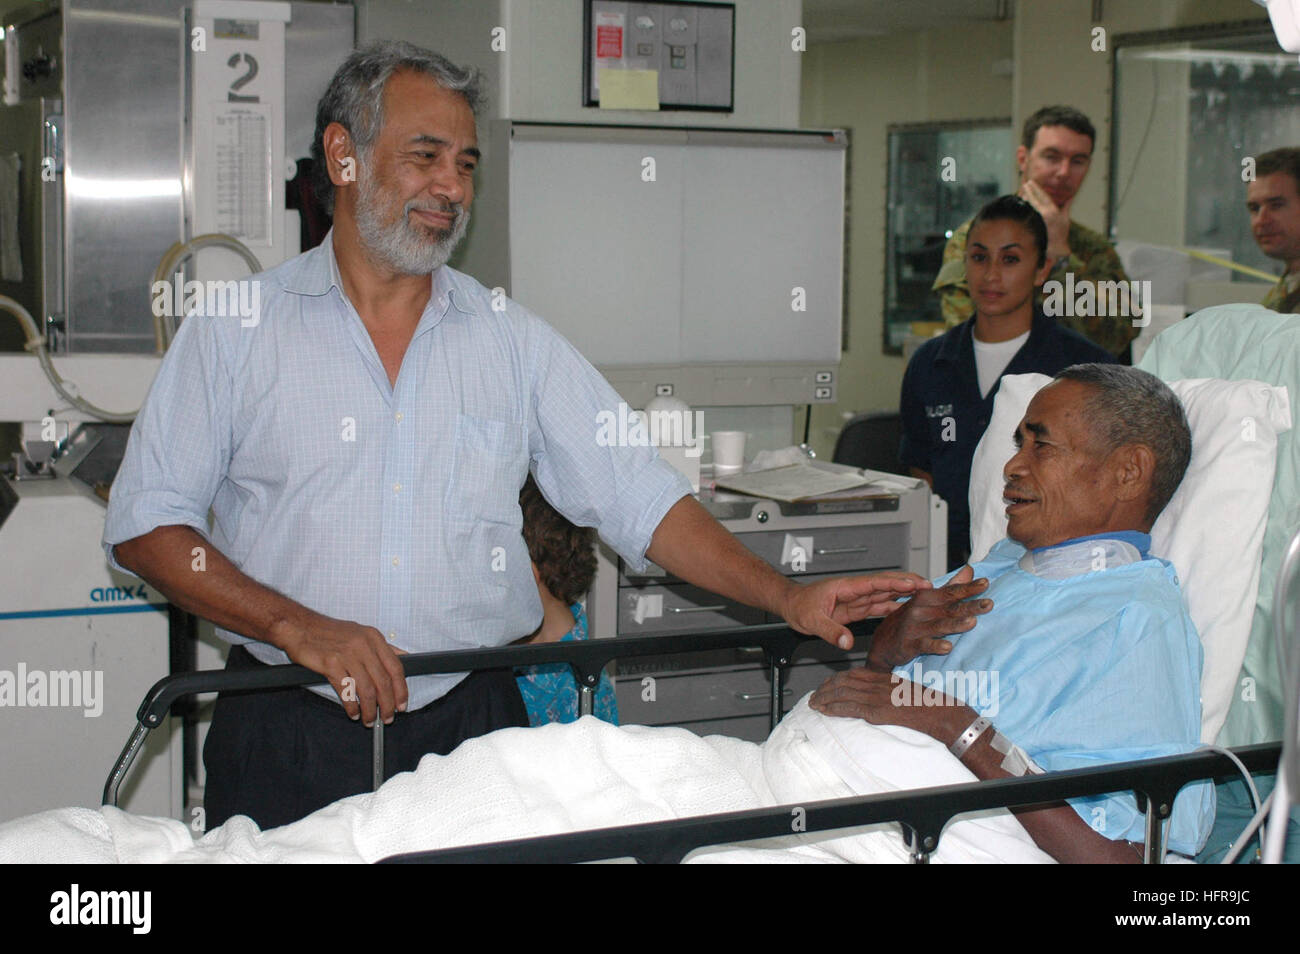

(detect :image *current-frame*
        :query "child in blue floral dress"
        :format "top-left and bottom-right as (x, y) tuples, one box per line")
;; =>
(515, 476), (619, 725)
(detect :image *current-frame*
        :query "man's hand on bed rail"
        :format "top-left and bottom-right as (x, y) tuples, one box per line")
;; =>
(862, 565), (992, 671)
(114, 525), (408, 726)
(276, 612), (409, 727)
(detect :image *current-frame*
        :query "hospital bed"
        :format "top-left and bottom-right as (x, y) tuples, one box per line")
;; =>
(2, 303), (1298, 864)
(98, 627), (1286, 864)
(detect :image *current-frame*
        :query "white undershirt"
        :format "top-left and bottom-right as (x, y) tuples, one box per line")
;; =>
(972, 329), (1030, 398)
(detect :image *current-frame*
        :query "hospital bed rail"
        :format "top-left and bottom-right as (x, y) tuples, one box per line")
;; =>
(379, 742), (1282, 864)
(101, 620), (1285, 864)
(102, 621), (824, 810)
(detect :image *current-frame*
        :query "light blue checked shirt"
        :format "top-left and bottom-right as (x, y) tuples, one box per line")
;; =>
(104, 234), (691, 709)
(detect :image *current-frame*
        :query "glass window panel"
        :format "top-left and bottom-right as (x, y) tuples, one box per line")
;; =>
(883, 120), (1014, 354)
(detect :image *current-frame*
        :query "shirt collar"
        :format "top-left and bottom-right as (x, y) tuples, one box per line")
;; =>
(935, 304), (1050, 365)
(934, 316), (970, 363)
(282, 228), (475, 319)
(1032, 530), (1151, 559)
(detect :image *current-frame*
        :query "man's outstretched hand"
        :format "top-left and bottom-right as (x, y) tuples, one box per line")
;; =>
(776, 571), (931, 650)
(863, 565), (992, 671)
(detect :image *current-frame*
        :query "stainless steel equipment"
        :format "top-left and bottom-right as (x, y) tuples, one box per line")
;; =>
(0, 0), (354, 355)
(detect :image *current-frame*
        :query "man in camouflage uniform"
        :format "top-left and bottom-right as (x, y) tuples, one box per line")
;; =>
(933, 106), (1138, 357)
(1248, 147), (1300, 314)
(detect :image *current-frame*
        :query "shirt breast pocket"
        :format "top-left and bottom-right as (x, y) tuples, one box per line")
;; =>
(446, 412), (529, 525)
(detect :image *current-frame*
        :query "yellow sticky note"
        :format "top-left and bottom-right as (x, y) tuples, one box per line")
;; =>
(597, 68), (660, 110)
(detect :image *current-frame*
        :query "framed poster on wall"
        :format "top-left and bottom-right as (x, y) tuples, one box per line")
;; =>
(583, 1), (735, 111)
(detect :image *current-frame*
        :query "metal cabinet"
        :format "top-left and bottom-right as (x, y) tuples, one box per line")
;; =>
(589, 484), (936, 742)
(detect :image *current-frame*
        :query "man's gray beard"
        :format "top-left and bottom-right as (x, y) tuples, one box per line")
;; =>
(354, 172), (470, 275)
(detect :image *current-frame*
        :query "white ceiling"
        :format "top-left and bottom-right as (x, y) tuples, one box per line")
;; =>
(802, 0), (1016, 43)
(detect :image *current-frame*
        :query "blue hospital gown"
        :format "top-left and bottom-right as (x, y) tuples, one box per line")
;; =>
(898, 536), (1215, 855)
(515, 605), (619, 727)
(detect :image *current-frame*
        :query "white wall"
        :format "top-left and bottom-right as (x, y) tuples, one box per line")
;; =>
(800, 22), (1015, 454)
(1109, 53), (1192, 246)
(357, 0), (803, 128)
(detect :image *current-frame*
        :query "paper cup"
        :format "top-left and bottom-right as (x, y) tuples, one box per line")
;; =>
(711, 430), (746, 476)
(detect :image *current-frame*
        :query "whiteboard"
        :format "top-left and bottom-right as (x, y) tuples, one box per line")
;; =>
(506, 127), (845, 368)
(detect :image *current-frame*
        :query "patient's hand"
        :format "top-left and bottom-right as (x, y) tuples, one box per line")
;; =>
(809, 669), (974, 742)
(864, 565), (991, 671)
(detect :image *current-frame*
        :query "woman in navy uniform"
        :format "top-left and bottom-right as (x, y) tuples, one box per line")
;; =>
(900, 195), (1116, 569)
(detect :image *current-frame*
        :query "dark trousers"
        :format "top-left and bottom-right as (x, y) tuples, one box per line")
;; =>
(202, 645), (529, 831)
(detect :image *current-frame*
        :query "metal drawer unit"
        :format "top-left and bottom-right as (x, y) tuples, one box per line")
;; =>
(615, 640), (870, 742)
(589, 483), (937, 741)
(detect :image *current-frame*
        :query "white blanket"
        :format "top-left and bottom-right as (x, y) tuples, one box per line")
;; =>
(0, 697), (1051, 863)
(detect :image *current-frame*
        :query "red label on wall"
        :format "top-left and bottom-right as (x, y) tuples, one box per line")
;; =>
(597, 25), (623, 59)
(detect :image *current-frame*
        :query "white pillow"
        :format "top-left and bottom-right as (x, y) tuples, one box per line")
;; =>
(967, 373), (1291, 744)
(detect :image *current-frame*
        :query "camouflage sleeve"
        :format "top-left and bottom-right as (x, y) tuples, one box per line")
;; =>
(939, 285), (974, 328)
(1057, 228), (1140, 357)
(933, 222), (974, 328)
(1260, 279), (1285, 311)
(1260, 276), (1300, 313)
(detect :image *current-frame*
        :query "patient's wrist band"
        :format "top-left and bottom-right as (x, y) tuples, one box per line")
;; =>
(950, 716), (991, 760)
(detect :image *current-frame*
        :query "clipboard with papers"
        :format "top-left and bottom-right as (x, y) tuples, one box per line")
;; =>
(713, 460), (921, 503)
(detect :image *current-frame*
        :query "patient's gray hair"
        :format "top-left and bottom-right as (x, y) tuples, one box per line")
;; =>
(1053, 364), (1191, 525)
(311, 41), (485, 214)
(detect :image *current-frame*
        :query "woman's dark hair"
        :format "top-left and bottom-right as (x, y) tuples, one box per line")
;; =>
(967, 194), (1049, 268)
(519, 475), (597, 605)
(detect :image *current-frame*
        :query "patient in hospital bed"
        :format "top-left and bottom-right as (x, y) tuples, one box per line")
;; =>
(810, 362), (1214, 862)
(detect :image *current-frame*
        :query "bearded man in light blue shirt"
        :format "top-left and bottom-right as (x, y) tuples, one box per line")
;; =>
(103, 42), (923, 829)
(812, 364), (1214, 863)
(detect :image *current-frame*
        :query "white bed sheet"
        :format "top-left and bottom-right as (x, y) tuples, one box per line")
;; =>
(0, 698), (1050, 864)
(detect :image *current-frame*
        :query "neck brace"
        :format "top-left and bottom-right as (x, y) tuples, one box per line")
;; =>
(1018, 537), (1144, 580)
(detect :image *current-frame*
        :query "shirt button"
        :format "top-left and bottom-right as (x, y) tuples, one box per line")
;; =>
(388, 632), (396, 641)
(391, 557), (400, 567)
(394, 411), (403, 422)
(393, 482), (402, 493)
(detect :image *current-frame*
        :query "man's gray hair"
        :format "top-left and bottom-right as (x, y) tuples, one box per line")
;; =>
(1053, 364), (1192, 525)
(311, 41), (485, 214)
